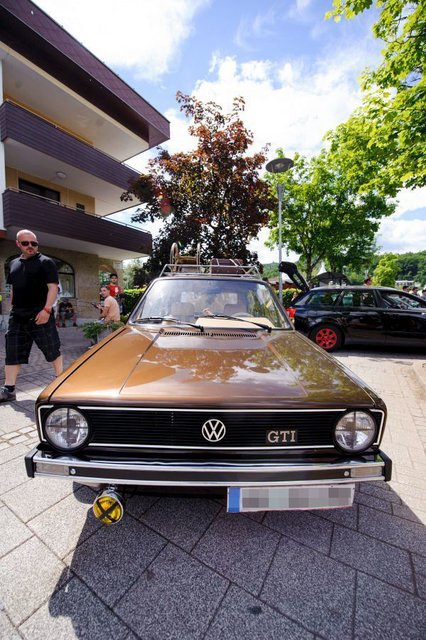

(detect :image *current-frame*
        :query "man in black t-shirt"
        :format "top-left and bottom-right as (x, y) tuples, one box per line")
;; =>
(1, 229), (63, 402)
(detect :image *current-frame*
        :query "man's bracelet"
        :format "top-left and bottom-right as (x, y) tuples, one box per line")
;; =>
(44, 307), (52, 314)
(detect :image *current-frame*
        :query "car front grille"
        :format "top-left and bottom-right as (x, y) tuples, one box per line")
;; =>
(71, 408), (357, 449)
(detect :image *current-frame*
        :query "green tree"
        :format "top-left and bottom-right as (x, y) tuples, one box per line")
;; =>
(326, 1), (425, 194)
(122, 93), (275, 274)
(266, 151), (395, 282)
(262, 263), (279, 279)
(397, 250), (426, 283)
(373, 253), (399, 285)
(397, 252), (420, 280)
(123, 259), (152, 288)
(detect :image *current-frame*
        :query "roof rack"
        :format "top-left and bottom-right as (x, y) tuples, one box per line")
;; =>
(159, 263), (262, 278)
(161, 242), (262, 278)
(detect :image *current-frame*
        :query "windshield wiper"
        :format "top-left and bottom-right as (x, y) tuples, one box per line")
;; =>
(200, 314), (272, 333)
(133, 316), (168, 323)
(133, 316), (204, 332)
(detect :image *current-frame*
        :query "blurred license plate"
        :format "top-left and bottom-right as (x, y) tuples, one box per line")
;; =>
(227, 484), (355, 513)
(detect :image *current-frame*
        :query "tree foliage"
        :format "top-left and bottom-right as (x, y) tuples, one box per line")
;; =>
(262, 263), (279, 279)
(372, 253), (399, 285)
(326, 1), (425, 194)
(122, 259), (152, 288)
(397, 250), (426, 283)
(122, 93), (275, 274)
(266, 151), (395, 282)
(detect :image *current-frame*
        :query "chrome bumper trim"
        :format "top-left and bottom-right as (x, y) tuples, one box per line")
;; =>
(26, 448), (391, 487)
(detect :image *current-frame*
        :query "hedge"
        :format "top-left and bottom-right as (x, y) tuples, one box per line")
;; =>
(281, 288), (300, 307)
(122, 287), (146, 313)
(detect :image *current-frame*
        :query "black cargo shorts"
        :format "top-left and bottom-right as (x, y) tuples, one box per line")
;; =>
(5, 313), (61, 365)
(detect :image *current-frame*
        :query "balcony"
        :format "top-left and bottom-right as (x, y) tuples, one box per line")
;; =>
(0, 101), (143, 214)
(2, 189), (152, 260)
(0, 1), (169, 155)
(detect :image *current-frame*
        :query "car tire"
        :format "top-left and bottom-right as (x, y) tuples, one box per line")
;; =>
(310, 324), (343, 352)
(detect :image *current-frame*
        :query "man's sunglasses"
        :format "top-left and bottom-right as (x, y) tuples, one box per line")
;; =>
(20, 241), (39, 247)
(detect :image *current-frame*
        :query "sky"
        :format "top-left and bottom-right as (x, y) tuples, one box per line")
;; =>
(34, 0), (426, 263)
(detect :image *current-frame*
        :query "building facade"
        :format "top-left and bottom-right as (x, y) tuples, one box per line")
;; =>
(0, 0), (169, 319)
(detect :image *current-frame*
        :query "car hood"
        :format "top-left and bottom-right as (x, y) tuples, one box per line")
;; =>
(41, 326), (377, 408)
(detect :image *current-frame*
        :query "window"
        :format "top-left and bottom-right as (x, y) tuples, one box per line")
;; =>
(304, 291), (340, 307)
(76, 203), (86, 211)
(339, 291), (376, 308)
(18, 178), (60, 202)
(381, 292), (426, 309)
(53, 258), (75, 298)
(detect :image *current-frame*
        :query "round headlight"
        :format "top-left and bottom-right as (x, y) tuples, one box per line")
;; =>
(334, 411), (376, 453)
(45, 408), (89, 451)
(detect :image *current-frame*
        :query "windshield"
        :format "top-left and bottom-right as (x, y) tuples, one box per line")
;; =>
(130, 278), (291, 329)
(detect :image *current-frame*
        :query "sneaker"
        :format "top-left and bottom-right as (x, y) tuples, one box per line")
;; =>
(0, 386), (16, 402)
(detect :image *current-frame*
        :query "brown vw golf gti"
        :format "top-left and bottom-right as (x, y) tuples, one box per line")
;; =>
(25, 263), (391, 523)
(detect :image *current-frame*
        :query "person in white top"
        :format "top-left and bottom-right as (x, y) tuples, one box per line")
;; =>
(98, 286), (120, 323)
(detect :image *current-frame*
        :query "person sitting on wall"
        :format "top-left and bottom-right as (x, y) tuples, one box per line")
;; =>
(97, 286), (120, 324)
(56, 300), (77, 327)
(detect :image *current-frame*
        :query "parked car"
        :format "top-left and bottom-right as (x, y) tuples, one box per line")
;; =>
(25, 260), (391, 523)
(280, 262), (426, 352)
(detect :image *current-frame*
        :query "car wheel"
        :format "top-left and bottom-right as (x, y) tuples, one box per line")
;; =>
(310, 324), (343, 352)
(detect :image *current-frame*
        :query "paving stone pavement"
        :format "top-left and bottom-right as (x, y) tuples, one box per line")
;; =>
(0, 329), (425, 640)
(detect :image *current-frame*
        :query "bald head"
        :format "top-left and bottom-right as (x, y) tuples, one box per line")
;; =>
(16, 229), (39, 258)
(16, 229), (37, 242)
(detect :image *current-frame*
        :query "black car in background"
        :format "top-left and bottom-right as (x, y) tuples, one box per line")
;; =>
(280, 263), (426, 352)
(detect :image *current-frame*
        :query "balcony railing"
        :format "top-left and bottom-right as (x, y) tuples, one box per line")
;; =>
(2, 188), (152, 255)
(0, 101), (141, 190)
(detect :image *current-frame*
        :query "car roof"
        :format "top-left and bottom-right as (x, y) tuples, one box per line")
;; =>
(304, 286), (401, 292)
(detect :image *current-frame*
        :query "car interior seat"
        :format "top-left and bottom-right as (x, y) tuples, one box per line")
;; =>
(223, 303), (247, 316)
(170, 302), (195, 322)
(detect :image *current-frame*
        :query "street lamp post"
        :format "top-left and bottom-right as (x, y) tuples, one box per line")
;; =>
(266, 157), (294, 304)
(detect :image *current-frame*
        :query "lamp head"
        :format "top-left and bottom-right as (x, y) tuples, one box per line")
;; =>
(266, 158), (294, 174)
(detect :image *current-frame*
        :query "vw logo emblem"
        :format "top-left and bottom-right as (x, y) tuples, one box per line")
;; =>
(202, 419), (226, 442)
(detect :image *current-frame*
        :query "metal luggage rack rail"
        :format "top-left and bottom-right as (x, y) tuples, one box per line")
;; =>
(159, 263), (262, 278)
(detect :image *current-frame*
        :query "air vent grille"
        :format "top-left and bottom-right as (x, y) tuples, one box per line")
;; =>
(161, 330), (258, 338)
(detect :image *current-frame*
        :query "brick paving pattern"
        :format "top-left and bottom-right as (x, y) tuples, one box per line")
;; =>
(0, 328), (425, 639)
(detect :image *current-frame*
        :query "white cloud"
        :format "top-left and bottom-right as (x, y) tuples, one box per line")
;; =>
(129, 48), (364, 167)
(375, 187), (426, 254)
(33, 0), (209, 81)
(296, 0), (312, 10)
(127, 105), (198, 173)
(286, 0), (314, 20)
(190, 52), (365, 158)
(248, 227), (299, 264)
(377, 217), (426, 255)
(394, 187), (426, 218)
(234, 7), (277, 50)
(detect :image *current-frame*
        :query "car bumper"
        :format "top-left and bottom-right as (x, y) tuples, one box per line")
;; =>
(25, 447), (392, 487)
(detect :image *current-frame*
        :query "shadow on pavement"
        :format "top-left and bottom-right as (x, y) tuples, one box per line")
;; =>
(36, 481), (426, 640)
